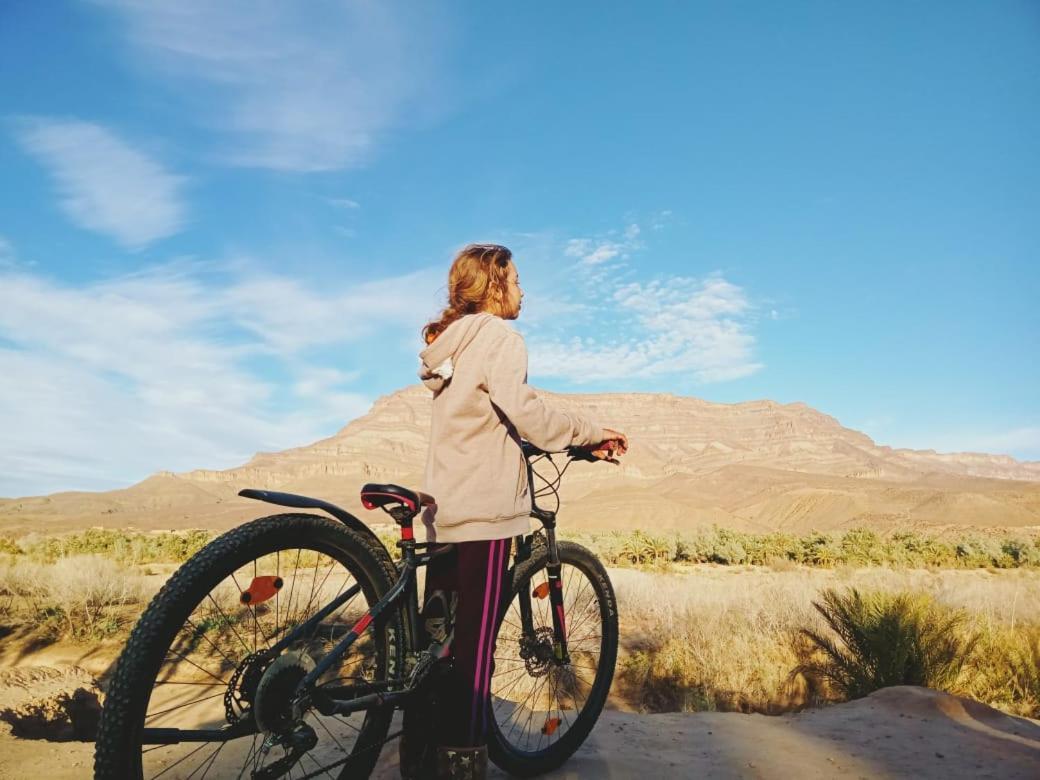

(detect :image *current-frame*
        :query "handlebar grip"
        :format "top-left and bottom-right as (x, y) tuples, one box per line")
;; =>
(521, 439), (602, 463)
(565, 446), (600, 463)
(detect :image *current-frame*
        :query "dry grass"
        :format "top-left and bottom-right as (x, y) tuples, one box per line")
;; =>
(2, 529), (1039, 720)
(0, 555), (151, 640)
(610, 565), (1040, 718)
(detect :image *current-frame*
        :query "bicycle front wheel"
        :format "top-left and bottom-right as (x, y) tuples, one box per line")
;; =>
(488, 540), (618, 777)
(94, 513), (403, 780)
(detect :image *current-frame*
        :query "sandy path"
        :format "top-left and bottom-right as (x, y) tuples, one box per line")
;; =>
(1, 686), (1037, 779)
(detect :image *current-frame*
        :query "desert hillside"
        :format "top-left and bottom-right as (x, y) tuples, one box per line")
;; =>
(2, 386), (1039, 534)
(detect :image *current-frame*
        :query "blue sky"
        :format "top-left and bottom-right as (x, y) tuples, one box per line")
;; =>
(1, 1), (1037, 497)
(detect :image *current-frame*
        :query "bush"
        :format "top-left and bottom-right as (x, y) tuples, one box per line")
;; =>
(954, 536), (1003, 568)
(0, 535), (21, 556)
(792, 588), (978, 700)
(959, 625), (1040, 718)
(840, 529), (883, 565)
(800, 533), (841, 567)
(617, 530), (674, 566)
(0, 555), (149, 640)
(1005, 628), (1040, 717)
(15, 528), (214, 565)
(1001, 538), (1040, 567)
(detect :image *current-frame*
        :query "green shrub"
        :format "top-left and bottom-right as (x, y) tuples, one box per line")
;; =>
(792, 588), (978, 700)
(839, 529), (883, 565)
(800, 533), (841, 567)
(954, 536), (1003, 568)
(709, 537), (747, 565)
(745, 532), (801, 565)
(1001, 538), (1040, 567)
(617, 530), (673, 566)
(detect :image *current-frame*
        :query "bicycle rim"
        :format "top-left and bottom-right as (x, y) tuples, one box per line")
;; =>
(488, 542), (617, 774)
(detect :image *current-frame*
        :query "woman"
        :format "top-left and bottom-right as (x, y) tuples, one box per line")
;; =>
(406, 243), (627, 779)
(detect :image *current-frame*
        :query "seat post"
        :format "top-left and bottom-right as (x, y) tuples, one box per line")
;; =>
(389, 506), (416, 543)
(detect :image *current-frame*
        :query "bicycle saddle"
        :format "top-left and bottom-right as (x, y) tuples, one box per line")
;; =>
(360, 483), (436, 514)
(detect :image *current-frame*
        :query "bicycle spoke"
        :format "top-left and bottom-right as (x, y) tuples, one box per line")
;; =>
(236, 734), (259, 780)
(204, 593), (252, 655)
(145, 690), (227, 722)
(150, 741), (212, 779)
(160, 647), (230, 687)
(188, 741), (225, 780)
(181, 616), (240, 670)
(490, 545), (615, 763)
(301, 751), (337, 780)
(309, 712), (348, 754)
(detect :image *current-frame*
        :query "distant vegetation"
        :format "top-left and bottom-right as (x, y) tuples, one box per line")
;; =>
(2, 525), (1037, 570)
(0, 527), (213, 565)
(567, 526), (1040, 570)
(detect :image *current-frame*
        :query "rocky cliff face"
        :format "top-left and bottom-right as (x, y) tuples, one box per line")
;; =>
(180, 386), (1040, 484)
(3, 386), (1038, 534)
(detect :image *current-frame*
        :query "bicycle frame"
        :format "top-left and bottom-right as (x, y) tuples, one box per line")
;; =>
(140, 449), (572, 746)
(297, 447), (574, 716)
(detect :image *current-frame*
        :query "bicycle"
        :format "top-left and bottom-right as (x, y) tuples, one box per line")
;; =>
(94, 441), (619, 779)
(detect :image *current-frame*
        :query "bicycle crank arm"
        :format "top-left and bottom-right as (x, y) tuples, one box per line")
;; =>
(312, 688), (411, 717)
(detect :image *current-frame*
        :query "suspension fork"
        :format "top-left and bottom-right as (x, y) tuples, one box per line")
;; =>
(523, 456), (571, 664)
(543, 525), (570, 664)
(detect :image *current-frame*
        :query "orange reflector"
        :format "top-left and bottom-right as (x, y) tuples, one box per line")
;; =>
(240, 575), (284, 605)
(541, 717), (561, 735)
(533, 582), (550, 599)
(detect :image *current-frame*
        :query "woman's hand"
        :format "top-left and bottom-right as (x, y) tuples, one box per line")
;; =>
(589, 428), (628, 464)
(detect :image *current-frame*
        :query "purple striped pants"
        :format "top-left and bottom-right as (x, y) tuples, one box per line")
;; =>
(423, 537), (511, 747)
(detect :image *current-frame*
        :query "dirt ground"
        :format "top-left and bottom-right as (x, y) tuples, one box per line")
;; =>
(0, 686), (1037, 779)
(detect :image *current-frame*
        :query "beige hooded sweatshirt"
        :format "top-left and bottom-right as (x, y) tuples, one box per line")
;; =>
(418, 313), (605, 543)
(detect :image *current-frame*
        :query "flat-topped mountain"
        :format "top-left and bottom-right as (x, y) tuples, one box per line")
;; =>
(2, 386), (1038, 534)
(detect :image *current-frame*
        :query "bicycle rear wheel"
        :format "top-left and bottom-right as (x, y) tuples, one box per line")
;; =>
(94, 513), (403, 780)
(488, 540), (618, 777)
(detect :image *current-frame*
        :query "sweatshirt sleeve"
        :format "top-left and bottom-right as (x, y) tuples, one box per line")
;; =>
(486, 328), (606, 450)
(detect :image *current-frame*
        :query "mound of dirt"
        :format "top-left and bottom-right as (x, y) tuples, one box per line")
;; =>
(0, 666), (103, 741)
(376, 686), (1040, 779)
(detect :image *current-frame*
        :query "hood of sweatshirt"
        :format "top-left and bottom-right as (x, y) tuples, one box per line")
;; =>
(418, 312), (498, 394)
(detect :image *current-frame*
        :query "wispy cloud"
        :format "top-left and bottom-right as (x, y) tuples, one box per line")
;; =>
(328, 198), (360, 210)
(96, 1), (446, 171)
(14, 118), (186, 249)
(0, 261), (441, 496)
(523, 219), (763, 384)
(0, 235), (17, 268)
